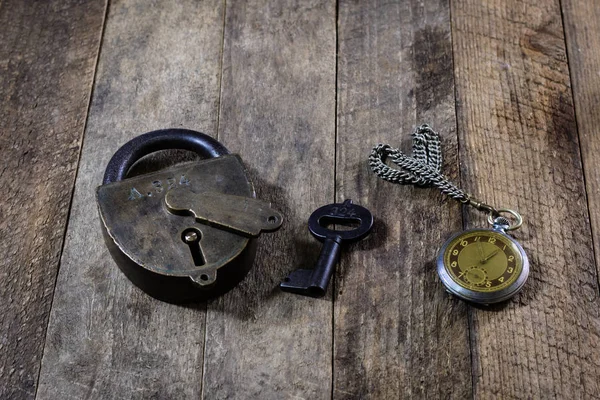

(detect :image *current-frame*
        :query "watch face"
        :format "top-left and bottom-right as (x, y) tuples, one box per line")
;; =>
(437, 229), (528, 304)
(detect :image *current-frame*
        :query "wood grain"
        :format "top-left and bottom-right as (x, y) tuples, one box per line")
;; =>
(2, 1), (598, 399)
(35, 1), (225, 398)
(0, 1), (106, 398)
(562, 0), (600, 304)
(201, 1), (337, 398)
(452, 0), (600, 397)
(334, 1), (471, 398)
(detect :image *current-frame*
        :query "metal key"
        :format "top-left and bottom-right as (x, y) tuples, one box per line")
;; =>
(280, 199), (373, 297)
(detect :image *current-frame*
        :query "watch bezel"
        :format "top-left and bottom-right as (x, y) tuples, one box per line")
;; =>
(436, 228), (529, 305)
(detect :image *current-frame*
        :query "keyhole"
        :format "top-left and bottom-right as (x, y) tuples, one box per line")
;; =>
(182, 228), (206, 266)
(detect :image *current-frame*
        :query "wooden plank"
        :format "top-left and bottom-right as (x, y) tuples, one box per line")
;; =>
(201, 1), (336, 398)
(562, 1), (600, 305)
(35, 1), (225, 398)
(0, 1), (106, 399)
(334, 1), (471, 398)
(452, 0), (600, 397)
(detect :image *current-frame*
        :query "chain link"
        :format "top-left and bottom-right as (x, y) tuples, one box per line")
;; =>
(369, 124), (498, 216)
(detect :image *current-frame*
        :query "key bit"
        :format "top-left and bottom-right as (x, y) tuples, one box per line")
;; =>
(280, 199), (373, 297)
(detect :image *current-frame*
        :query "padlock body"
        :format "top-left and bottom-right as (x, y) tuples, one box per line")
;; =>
(97, 155), (257, 303)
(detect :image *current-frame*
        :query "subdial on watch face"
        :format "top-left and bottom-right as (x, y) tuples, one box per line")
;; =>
(463, 266), (487, 285)
(443, 230), (523, 292)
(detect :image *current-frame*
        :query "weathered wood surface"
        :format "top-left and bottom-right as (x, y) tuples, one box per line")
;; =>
(334, 0), (470, 398)
(0, 1), (106, 399)
(202, 1), (336, 398)
(562, 0), (600, 293)
(35, 0), (225, 398)
(2, 0), (600, 398)
(453, 0), (600, 398)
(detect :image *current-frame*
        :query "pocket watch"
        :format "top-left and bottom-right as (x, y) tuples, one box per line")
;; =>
(369, 124), (530, 305)
(436, 210), (529, 304)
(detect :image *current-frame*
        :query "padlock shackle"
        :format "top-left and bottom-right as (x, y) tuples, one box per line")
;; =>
(102, 129), (230, 184)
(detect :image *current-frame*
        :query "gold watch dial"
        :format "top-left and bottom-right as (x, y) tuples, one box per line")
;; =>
(443, 230), (523, 292)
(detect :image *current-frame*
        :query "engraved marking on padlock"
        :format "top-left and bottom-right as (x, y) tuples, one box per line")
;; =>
(128, 175), (191, 200)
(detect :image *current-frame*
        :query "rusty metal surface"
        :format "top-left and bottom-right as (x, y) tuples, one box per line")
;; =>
(96, 154), (281, 302)
(165, 189), (282, 237)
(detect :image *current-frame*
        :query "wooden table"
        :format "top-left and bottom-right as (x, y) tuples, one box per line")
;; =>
(2, 0), (600, 398)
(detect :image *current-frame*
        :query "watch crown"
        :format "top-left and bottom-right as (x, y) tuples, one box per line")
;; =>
(492, 216), (511, 231)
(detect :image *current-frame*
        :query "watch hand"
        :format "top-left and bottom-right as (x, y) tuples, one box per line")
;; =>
(481, 249), (500, 263)
(476, 242), (486, 262)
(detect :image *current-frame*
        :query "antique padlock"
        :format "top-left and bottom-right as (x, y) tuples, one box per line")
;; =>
(96, 129), (283, 303)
